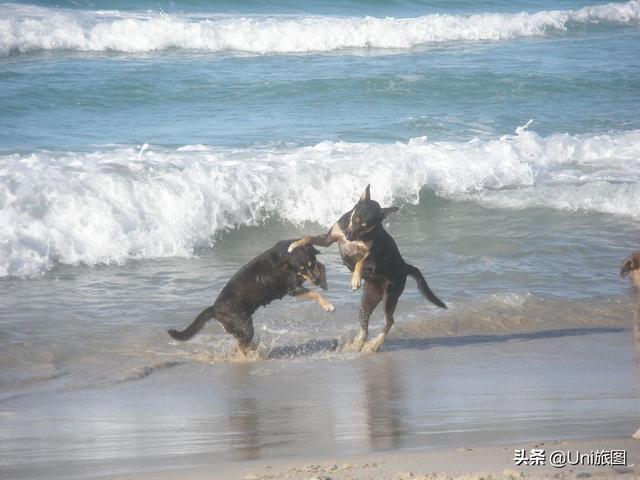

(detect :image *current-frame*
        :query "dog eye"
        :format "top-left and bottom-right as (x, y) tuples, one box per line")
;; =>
(361, 222), (367, 228)
(299, 266), (304, 270)
(307, 261), (312, 266)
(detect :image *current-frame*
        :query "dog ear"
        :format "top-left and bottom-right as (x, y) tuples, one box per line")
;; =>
(359, 184), (371, 202)
(381, 206), (399, 219)
(312, 247), (321, 255)
(621, 259), (631, 277)
(621, 252), (640, 277)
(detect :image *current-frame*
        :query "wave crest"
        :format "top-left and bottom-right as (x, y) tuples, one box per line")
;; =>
(1, 127), (640, 277)
(1, 1), (639, 56)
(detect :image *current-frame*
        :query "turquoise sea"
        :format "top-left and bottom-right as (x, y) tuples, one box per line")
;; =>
(1, 1), (640, 478)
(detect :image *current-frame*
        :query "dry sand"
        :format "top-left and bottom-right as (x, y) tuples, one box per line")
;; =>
(104, 437), (639, 480)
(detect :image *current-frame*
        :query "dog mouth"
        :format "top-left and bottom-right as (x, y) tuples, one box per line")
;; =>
(346, 223), (375, 241)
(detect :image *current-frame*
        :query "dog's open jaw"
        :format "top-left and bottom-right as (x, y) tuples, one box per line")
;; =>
(285, 185), (445, 355)
(287, 185), (398, 253)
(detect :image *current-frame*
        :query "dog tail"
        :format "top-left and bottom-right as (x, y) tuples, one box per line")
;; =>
(406, 264), (447, 309)
(168, 305), (217, 341)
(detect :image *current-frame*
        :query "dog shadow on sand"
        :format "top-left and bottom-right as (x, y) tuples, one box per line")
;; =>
(265, 326), (625, 359)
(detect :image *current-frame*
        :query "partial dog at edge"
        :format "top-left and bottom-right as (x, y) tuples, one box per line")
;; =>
(621, 251), (640, 440)
(621, 251), (640, 290)
(289, 185), (447, 352)
(168, 240), (334, 356)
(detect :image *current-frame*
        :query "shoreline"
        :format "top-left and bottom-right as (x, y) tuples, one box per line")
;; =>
(99, 436), (639, 480)
(3, 328), (638, 480)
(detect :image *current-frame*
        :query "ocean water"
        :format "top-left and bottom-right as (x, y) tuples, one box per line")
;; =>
(1, 0), (640, 478)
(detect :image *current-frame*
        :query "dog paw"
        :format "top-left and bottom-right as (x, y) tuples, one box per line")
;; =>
(323, 302), (336, 312)
(343, 330), (367, 352)
(361, 334), (386, 353)
(351, 277), (361, 291)
(287, 242), (301, 253)
(288, 235), (311, 253)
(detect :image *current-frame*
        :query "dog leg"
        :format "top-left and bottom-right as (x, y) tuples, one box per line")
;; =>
(236, 340), (256, 357)
(351, 254), (368, 291)
(288, 235), (313, 252)
(294, 288), (335, 312)
(347, 329), (367, 353)
(218, 312), (256, 357)
(345, 282), (383, 352)
(288, 231), (337, 252)
(363, 282), (402, 353)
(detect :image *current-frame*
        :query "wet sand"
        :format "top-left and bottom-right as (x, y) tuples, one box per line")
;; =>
(1, 327), (638, 480)
(102, 437), (639, 480)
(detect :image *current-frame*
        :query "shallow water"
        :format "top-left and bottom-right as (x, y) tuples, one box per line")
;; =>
(1, 200), (638, 397)
(1, 329), (638, 480)
(2, 201), (640, 478)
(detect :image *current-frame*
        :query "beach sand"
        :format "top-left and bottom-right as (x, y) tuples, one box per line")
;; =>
(101, 437), (639, 480)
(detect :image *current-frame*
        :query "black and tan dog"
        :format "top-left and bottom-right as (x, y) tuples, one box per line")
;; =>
(168, 240), (334, 356)
(289, 185), (446, 352)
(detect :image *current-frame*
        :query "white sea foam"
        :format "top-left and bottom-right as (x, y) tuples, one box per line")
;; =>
(0, 1), (638, 56)
(1, 127), (640, 277)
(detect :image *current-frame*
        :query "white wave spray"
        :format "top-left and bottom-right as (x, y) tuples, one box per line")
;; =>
(0, 1), (639, 56)
(1, 126), (640, 277)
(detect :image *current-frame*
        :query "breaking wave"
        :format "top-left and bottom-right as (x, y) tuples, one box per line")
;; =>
(1, 125), (640, 277)
(1, 0), (639, 56)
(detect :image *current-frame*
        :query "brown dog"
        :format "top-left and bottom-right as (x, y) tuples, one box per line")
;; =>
(621, 251), (640, 290)
(621, 251), (640, 440)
